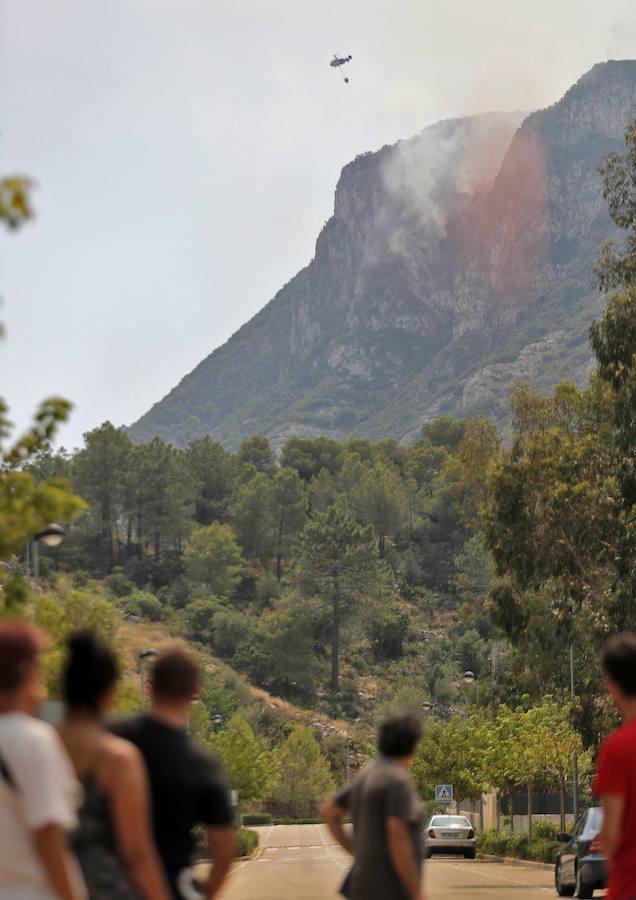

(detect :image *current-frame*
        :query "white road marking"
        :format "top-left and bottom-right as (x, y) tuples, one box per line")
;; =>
(437, 860), (553, 893)
(317, 822), (349, 871)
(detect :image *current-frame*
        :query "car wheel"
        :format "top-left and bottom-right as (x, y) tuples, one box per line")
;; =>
(575, 865), (594, 899)
(555, 860), (575, 897)
(464, 849), (476, 860)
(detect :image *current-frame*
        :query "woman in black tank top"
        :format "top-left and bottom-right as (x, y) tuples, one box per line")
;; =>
(58, 631), (171, 900)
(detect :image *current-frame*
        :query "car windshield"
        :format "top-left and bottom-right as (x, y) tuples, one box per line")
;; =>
(585, 808), (603, 834)
(430, 816), (472, 827)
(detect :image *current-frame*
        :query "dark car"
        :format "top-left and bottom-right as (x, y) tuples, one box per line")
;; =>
(555, 807), (607, 899)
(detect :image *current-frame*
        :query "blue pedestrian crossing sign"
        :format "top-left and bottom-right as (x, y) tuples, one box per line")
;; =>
(435, 784), (453, 804)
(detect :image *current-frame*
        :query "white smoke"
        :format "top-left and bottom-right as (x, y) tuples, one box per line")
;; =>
(379, 112), (526, 259)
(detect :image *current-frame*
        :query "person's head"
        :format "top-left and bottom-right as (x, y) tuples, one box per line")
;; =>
(602, 633), (636, 714)
(0, 620), (48, 715)
(150, 646), (201, 713)
(62, 630), (119, 717)
(377, 713), (423, 762)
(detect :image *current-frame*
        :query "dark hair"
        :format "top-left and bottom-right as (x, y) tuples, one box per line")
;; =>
(602, 633), (636, 697)
(62, 630), (119, 712)
(0, 620), (48, 692)
(378, 713), (423, 758)
(151, 647), (200, 702)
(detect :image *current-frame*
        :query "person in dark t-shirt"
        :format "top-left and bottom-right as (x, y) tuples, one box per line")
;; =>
(594, 634), (636, 900)
(112, 647), (235, 900)
(321, 714), (427, 900)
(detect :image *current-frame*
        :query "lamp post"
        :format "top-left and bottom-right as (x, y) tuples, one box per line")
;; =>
(461, 672), (484, 831)
(139, 648), (158, 710)
(570, 646), (579, 819)
(30, 523), (66, 578)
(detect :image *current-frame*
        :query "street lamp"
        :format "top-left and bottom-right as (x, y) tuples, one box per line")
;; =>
(570, 646), (579, 818)
(462, 672), (485, 832)
(29, 523), (66, 578)
(139, 648), (158, 710)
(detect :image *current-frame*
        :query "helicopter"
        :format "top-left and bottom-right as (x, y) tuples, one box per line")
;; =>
(329, 53), (352, 83)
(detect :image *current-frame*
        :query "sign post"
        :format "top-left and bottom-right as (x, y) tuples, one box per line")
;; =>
(435, 784), (453, 805)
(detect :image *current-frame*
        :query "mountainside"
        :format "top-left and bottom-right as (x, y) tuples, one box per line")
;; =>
(129, 60), (636, 449)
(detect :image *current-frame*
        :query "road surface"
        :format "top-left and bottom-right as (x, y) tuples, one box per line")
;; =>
(221, 824), (567, 899)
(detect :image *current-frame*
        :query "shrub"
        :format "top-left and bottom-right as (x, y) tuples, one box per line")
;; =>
(236, 828), (259, 858)
(477, 830), (509, 857)
(71, 570), (91, 588)
(476, 828), (560, 864)
(213, 608), (248, 659)
(104, 569), (135, 598)
(125, 591), (164, 622)
(527, 838), (560, 863)
(532, 820), (559, 841)
(182, 597), (223, 644)
(508, 832), (529, 859)
(368, 609), (409, 661)
(272, 817), (322, 825)
(242, 813), (272, 826)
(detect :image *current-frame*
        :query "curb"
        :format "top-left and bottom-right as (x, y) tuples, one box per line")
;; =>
(477, 853), (554, 871)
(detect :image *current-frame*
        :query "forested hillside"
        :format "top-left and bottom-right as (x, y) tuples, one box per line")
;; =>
(28, 417), (497, 719)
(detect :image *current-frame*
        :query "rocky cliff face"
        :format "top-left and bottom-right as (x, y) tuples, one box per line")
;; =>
(129, 60), (636, 449)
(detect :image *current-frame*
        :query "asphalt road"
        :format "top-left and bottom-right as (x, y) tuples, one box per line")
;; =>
(221, 824), (565, 900)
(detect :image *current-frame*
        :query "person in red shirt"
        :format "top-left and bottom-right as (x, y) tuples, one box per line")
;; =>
(595, 633), (636, 900)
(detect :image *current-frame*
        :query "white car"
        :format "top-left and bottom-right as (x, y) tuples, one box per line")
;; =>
(424, 814), (476, 859)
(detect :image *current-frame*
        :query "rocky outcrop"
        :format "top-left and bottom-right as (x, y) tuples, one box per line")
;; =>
(129, 61), (636, 449)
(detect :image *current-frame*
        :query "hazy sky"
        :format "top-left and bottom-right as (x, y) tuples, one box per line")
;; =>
(2, 0), (636, 450)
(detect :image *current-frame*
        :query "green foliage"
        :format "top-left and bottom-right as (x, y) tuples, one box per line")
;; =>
(231, 472), (275, 563)
(596, 119), (636, 292)
(185, 523), (245, 597)
(237, 436), (276, 475)
(124, 590), (164, 622)
(210, 714), (278, 805)
(0, 176), (34, 229)
(182, 597), (224, 645)
(477, 829), (560, 864)
(74, 423), (132, 572)
(34, 587), (118, 696)
(367, 608), (409, 661)
(411, 715), (486, 802)
(233, 594), (318, 697)
(184, 437), (235, 525)
(0, 398), (85, 610)
(297, 506), (381, 691)
(347, 461), (408, 556)
(271, 726), (335, 818)
(236, 828), (259, 858)
(280, 437), (342, 482)
(270, 467), (307, 579)
(104, 569), (135, 598)
(199, 667), (255, 725)
(242, 813), (272, 826)
(421, 418), (467, 452)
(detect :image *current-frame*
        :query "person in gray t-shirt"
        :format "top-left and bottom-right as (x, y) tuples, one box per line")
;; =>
(321, 714), (427, 900)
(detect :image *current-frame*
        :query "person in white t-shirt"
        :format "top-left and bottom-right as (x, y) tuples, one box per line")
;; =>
(0, 620), (86, 900)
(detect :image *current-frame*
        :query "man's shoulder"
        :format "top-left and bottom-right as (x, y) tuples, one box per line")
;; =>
(0, 712), (57, 749)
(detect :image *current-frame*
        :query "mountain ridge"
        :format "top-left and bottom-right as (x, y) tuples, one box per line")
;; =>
(129, 60), (636, 449)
